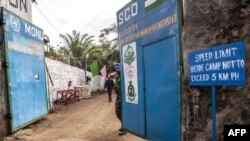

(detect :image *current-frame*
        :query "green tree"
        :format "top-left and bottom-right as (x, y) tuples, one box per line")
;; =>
(58, 47), (70, 57)
(98, 24), (120, 65)
(59, 30), (94, 67)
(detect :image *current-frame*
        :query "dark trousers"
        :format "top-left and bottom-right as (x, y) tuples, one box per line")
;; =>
(107, 89), (113, 101)
(115, 101), (121, 121)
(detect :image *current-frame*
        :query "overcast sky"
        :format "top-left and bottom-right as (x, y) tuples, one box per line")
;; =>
(32, 0), (130, 47)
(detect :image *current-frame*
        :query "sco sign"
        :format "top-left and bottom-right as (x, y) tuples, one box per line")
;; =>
(118, 2), (138, 26)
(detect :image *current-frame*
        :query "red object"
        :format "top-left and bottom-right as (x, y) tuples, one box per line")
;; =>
(55, 89), (80, 105)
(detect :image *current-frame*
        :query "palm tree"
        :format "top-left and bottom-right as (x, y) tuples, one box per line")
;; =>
(60, 30), (94, 67)
(58, 47), (70, 57)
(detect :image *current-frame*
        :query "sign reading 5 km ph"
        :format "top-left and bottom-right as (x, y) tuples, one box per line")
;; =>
(189, 41), (246, 86)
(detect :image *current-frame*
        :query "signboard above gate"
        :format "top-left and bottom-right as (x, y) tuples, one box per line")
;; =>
(117, 0), (178, 47)
(189, 41), (246, 86)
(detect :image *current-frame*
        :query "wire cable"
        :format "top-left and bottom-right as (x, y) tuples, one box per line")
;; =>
(33, 4), (61, 34)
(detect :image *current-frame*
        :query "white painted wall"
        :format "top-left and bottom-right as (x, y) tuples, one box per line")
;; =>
(90, 75), (106, 92)
(45, 58), (86, 99)
(45, 58), (106, 110)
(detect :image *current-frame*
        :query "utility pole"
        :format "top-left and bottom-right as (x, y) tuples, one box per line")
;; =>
(85, 54), (89, 85)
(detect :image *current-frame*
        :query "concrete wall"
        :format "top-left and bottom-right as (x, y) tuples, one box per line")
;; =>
(45, 58), (89, 109)
(90, 75), (106, 92)
(45, 58), (106, 110)
(182, 0), (250, 140)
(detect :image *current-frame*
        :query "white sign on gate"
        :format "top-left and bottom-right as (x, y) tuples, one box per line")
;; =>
(122, 42), (138, 104)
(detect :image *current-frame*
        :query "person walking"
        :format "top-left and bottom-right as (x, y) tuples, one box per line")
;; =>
(115, 70), (127, 135)
(105, 76), (114, 102)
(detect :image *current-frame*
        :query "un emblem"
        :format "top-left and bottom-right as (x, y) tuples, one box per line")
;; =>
(10, 15), (20, 33)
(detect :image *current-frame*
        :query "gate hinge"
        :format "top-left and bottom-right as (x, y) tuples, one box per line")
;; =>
(2, 61), (8, 68)
(0, 19), (5, 26)
(5, 113), (13, 119)
(181, 64), (184, 75)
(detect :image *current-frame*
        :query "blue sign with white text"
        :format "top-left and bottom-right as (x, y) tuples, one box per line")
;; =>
(189, 41), (246, 86)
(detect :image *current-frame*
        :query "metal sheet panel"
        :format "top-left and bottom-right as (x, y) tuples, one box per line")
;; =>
(121, 41), (146, 137)
(0, 0), (32, 22)
(2, 8), (48, 132)
(144, 37), (180, 141)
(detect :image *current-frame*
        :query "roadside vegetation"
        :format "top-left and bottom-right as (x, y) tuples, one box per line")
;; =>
(45, 24), (119, 72)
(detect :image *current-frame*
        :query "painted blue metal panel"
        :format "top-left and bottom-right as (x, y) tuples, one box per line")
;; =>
(118, 0), (178, 47)
(118, 0), (182, 140)
(121, 41), (146, 136)
(189, 41), (246, 86)
(144, 37), (180, 141)
(3, 8), (48, 132)
(9, 50), (47, 130)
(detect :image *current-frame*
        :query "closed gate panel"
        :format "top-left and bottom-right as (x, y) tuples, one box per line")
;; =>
(9, 50), (47, 131)
(144, 37), (180, 141)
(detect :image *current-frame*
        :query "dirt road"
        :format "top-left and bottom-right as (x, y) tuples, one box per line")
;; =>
(3, 93), (146, 141)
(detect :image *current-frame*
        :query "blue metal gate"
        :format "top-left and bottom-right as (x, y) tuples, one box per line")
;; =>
(118, 0), (182, 140)
(2, 8), (48, 132)
(144, 37), (181, 141)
